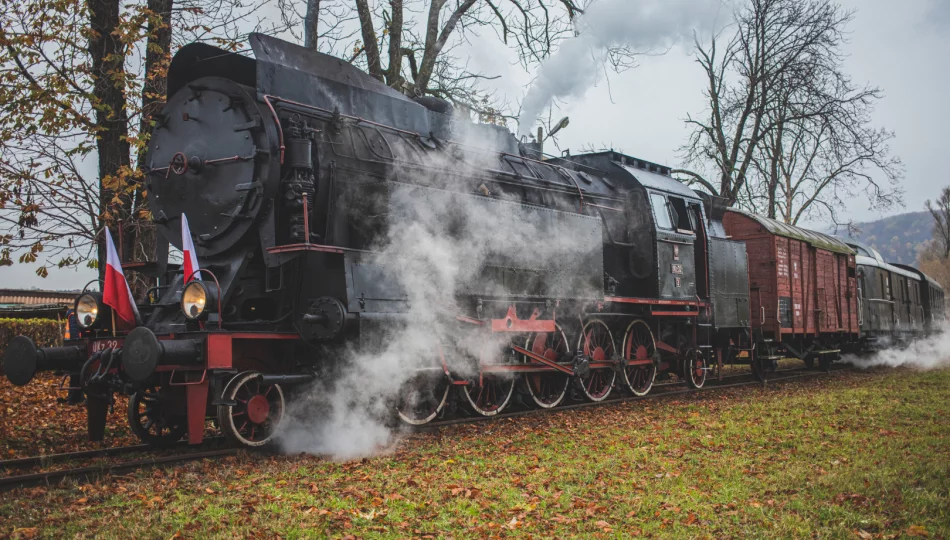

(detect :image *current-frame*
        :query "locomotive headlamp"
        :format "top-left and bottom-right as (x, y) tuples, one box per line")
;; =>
(181, 281), (217, 320)
(75, 293), (102, 329)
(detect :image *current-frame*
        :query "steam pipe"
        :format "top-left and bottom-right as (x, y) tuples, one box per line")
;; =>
(262, 95), (286, 164)
(303, 195), (310, 245)
(259, 373), (315, 386)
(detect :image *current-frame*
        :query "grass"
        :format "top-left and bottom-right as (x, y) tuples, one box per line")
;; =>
(2, 367), (949, 539)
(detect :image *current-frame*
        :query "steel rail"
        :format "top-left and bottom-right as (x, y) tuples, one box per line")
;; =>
(0, 449), (240, 493)
(415, 366), (851, 431)
(0, 437), (228, 472)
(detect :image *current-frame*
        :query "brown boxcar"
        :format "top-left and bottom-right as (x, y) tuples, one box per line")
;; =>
(722, 210), (858, 363)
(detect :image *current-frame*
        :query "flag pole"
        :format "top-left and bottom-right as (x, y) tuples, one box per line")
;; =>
(111, 309), (117, 337)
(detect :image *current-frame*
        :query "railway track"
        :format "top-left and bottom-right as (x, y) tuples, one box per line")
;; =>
(0, 364), (850, 492)
(0, 436), (230, 473)
(0, 448), (239, 493)
(0, 437), (236, 493)
(418, 364), (852, 431)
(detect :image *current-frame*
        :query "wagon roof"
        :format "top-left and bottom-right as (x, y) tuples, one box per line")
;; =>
(860, 259), (922, 281)
(729, 209), (854, 255)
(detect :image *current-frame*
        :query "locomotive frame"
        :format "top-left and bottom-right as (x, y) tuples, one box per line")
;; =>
(1, 34), (944, 449)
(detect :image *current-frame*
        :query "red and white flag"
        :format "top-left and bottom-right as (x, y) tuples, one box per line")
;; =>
(102, 228), (140, 325)
(181, 213), (202, 283)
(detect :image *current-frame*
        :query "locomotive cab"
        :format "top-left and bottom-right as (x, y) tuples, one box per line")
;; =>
(551, 151), (705, 300)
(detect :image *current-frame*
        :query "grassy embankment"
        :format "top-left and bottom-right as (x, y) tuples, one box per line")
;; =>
(2, 367), (949, 538)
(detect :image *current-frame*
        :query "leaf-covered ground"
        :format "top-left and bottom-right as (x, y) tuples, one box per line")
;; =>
(0, 374), (136, 459)
(2, 367), (949, 539)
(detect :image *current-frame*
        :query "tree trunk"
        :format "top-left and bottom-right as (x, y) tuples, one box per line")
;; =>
(305, 0), (320, 50)
(88, 0), (132, 278)
(415, 0), (476, 94)
(129, 0), (174, 294)
(385, 0), (404, 87)
(354, 0), (384, 81)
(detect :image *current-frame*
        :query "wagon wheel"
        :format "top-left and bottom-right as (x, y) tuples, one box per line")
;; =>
(575, 319), (617, 402)
(217, 372), (286, 447)
(751, 342), (777, 382)
(128, 387), (186, 447)
(463, 343), (517, 417)
(521, 323), (571, 409)
(396, 344), (452, 425)
(622, 320), (657, 397)
(683, 349), (708, 389)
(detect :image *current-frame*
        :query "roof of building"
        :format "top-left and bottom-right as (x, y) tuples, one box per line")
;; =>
(0, 303), (70, 319)
(0, 289), (79, 306)
(728, 210), (854, 255)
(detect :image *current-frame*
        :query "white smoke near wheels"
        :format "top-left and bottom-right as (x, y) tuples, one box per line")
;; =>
(276, 128), (601, 460)
(517, 0), (722, 138)
(844, 322), (950, 370)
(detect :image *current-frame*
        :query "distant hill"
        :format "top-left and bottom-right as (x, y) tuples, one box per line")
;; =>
(834, 211), (934, 266)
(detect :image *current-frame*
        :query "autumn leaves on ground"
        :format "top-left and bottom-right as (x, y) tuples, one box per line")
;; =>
(2, 368), (949, 539)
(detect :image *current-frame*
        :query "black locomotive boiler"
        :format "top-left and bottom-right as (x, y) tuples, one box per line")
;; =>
(2, 34), (944, 448)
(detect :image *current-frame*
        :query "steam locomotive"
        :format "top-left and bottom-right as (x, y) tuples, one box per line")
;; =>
(2, 34), (944, 448)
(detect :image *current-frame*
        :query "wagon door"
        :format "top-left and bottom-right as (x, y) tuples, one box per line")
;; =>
(815, 249), (837, 333)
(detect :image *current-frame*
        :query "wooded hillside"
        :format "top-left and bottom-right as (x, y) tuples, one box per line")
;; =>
(836, 211), (933, 266)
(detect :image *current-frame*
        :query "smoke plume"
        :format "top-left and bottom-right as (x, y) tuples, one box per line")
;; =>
(277, 126), (598, 460)
(518, 0), (721, 138)
(843, 323), (950, 370)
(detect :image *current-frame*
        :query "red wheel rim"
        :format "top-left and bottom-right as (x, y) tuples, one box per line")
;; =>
(578, 321), (615, 401)
(396, 343), (451, 425)
(230, 376), (283, 443)
(693, 357), (705, 382)
(523, 326), (570, 408)
(247, 395), (270, 424)
(470, 375), (512, 413)
(464, 341), (517, 416)
(624, 320), (657, 395)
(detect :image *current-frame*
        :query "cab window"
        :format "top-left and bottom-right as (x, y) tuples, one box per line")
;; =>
(649, 193), (673, 230)
(667, 196), (694, 233)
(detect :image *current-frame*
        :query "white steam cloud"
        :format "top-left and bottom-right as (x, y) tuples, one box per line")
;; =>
(277, 125), (598, 460)
(518, 0), (722, 138)
(844, 323), (950, 370)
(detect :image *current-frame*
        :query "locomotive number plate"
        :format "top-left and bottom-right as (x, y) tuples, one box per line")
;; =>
(91, 339), (123, 353)
(671, 264), (683, 275)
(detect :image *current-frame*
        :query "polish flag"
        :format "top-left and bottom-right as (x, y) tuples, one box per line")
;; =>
(182, 214), (202, 283)
(102, 228), (140, 325)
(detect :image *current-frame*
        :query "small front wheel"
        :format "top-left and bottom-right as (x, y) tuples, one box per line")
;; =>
(128, 387), (186, 447)
(683, 351), (707, 389)
(217, 372), (286, 447)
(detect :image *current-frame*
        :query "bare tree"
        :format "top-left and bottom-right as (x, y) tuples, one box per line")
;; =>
(746, 67), (903, 226)
(926, 187), (950, 259)
(305, 0), (321, 49)
(278, 0), (355, 56)
(677, 0), (902, 225)
(0, 0), (286, 281)
(302, 0), (591, 116)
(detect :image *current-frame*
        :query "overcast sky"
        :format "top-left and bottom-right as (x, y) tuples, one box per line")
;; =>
(5, 0), (946, 291)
